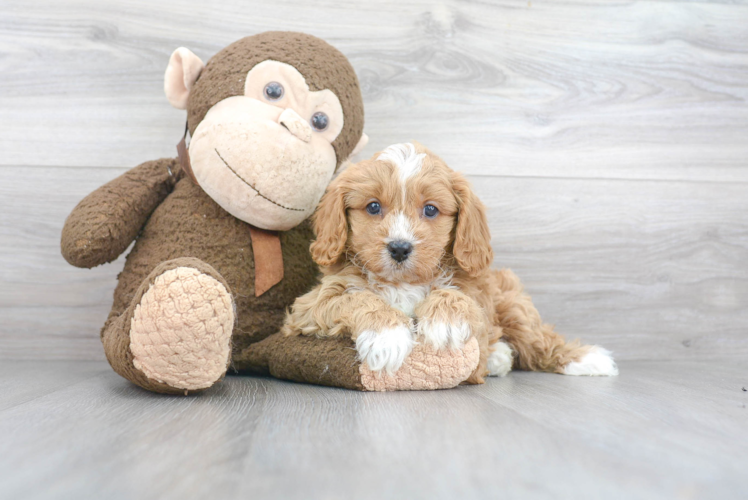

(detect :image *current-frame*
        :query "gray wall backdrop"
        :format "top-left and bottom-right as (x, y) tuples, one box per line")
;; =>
(1, 0), (746, 361)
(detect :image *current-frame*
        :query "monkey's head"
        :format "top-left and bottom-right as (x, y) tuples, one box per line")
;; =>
(164, 32), (367, 231)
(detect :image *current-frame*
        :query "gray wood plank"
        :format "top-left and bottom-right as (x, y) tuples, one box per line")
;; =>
(1, 1), (747, 360)
(2, 166), (746, 361)
(0, 359), (745, 500)
(0, 0), (746, 181)
(0, 166), (125, 360)
(482, 175), (748, 360)
(0, 360), (106, 411)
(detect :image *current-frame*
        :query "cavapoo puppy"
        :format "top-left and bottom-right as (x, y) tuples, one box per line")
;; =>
(282, 143), (618, 382)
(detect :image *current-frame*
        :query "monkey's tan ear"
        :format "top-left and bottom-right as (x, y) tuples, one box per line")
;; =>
(350, 133), (369, 157)
(310, 180), (349, 267)
(164, 47), (205, 110)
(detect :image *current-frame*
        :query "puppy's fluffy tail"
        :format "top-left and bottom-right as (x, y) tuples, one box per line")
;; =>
(488, 268), (618, 376)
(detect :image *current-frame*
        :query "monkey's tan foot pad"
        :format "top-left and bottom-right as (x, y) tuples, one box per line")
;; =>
(129, 266), (234, 391)
(237, 334), (479, 392)
(360, 337), (480, 391)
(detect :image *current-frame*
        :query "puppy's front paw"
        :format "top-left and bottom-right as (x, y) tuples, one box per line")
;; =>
(356, 326), (415, 374)
(417, 320), (471, 350)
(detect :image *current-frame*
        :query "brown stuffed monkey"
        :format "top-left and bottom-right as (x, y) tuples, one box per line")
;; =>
(61, 32), (478, 394)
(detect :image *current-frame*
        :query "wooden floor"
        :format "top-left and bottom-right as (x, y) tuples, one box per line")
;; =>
(0, 360), (746, 500)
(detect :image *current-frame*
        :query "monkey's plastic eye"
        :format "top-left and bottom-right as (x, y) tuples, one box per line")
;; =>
(423, 205), (439, 218)
(264, 82), (284, 101)
(311, 112), (329, 131)
(366, 201), (381, 215)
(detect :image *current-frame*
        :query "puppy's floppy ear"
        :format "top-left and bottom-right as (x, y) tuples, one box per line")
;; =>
(310, 178), (348, 267)
(452, 172), (493, 277)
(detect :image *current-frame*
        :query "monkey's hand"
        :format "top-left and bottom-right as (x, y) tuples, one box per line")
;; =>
(61, 158), (179, 268)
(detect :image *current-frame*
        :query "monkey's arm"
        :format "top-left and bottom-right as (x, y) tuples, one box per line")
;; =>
(61, 158), (180, 268)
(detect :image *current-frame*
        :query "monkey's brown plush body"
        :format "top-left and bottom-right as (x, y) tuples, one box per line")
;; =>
(61, 32), (478, 394)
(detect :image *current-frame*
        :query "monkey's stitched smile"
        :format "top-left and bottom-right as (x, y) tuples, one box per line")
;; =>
(214, 149), (305, 212)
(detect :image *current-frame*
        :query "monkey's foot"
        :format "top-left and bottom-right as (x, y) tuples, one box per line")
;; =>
(129, 266), (234, 391)
(360, 336), (480, 391)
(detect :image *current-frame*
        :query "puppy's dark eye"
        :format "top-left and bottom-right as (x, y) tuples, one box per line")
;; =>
(311, 112), (329, 131)
(264, 82), (284, 101)
(423, 204), (439, 218)
(366, 202), (381, 215)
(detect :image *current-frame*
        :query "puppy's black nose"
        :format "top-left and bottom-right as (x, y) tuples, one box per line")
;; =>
(387, 240), (413, 263)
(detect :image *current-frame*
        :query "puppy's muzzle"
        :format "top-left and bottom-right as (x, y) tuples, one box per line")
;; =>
(387, 240), (413, 263)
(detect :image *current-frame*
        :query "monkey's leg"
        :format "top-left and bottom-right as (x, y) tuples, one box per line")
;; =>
(490, 268), (618, 376)
(237, 333), (480, 392)
(102, 258), (234, 394)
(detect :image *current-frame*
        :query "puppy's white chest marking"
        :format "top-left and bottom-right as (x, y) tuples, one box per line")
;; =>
(368, 273), (454, 318)
(374, 283), (430, 317)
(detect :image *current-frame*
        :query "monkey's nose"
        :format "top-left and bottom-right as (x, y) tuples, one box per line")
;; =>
(387, 240), (413, 263)
(278, 108), (311, 143)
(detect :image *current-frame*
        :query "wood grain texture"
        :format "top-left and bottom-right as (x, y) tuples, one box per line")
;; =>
(0, 360), (746, 499)
(1, 0), (747, 360)
(2, 166), (746, 360)
(1, 0), (747, 180)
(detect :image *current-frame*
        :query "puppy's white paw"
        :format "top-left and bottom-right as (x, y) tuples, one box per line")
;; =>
(563, 346), (619, 376)
(356, 326), (415, 374)
(417, 320), (471, 350)
(487, 341), (514, 377)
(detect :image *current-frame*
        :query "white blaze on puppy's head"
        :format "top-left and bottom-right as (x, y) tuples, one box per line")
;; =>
(377, 143), (426, 184)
